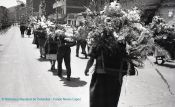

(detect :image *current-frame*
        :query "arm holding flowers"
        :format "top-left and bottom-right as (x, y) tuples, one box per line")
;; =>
(84, 57), (94, 76)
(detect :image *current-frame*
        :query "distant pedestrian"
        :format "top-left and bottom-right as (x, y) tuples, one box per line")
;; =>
(76, 21), (88, 58)
(45, 32), (57, 71)
(27, 26), (31, 38)
(20, 24), (26, 37)
(32, 25), (39, 48)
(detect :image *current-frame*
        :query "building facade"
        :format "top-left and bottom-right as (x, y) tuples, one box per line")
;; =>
(54, 0), (90, 25)
(0, 6), (9, 28)
(26, 0), (55, 17)
(119, 0), (161, 25)
(118, 0), (175, 25)
(26, 0), (33, 17)
(157, 0), (175, 25)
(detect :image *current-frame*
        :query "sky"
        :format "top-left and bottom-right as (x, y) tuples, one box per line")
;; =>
(0, 0), (26, 8)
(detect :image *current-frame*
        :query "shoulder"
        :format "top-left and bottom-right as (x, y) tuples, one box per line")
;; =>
(88, 47), (99, 58)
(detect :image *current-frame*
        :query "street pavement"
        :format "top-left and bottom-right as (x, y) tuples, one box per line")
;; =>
(118, 58), (175, 107)
(0, 26), (175, 107)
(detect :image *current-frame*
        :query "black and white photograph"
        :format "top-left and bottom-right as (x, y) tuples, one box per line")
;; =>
(0, 0), (175, 107)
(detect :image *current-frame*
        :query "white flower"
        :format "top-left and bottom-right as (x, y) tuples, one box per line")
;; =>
(103, 2), (123, 17)
(110, 1), (121, 10)
(46, 20), (54, 26)
(40, 22), (47, 28)
(132, 23), (145, 31)
(41, 16), (46, 22)
(127, 8), (141, 22)
(100, 10), (104, 15)
(55, 29), (65, 35)
(113, 31), (119, 38)
(104, 17), (111, 23)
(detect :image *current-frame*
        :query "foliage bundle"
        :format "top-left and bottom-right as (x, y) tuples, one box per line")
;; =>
(85, 1), (171, 68)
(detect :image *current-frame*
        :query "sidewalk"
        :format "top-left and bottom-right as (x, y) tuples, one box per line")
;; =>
(118, 58), (175, 107)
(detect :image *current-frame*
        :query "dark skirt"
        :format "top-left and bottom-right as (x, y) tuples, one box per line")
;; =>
(90, 73), (122, 107)
(38, 38), (47, 47)
(27, 29), (31, 35)
(32, 35), (38, 45)
(20, 26), (26, 35)
(45, 41), (58, 54)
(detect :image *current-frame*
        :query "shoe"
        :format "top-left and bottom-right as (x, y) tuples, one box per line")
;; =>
(58, 73), (62, 78)
(85, 54), (88, 59)
(81, 52), (86, 54)
(66, 77), (71, 81)
(51, 66), (55, 71)
(76, 54), (79, 57)
(85, 70), (89, 76)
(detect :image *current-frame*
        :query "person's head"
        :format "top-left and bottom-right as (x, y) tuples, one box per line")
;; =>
(79, 21), (84, 26)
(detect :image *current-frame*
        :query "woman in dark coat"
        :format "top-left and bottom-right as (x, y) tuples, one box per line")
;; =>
(20, 25), (26, 37)
(27, 26), (31, 38)
(32, 29), (39, 48)
(85, 30), (128, 107)
(44, 33), (58, 70)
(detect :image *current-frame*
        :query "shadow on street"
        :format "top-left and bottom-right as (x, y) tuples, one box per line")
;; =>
(48, 69), (87, 87)
(48, 69), (67, 76)
(61, 77), (87, 87)
(37, 58), (50, 62)
(78, 56), (89, 59)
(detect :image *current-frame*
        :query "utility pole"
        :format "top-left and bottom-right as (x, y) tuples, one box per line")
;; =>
(39, 0), (46, 17)
(56, 0), (58, 25)
(53, 0), (60, 25)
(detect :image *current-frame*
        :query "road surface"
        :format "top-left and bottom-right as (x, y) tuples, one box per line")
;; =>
(0, 26), (175, 107)
(0, 26), (90, 107)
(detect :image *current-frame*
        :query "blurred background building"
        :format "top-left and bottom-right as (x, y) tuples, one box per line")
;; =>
(4, 0), (175, 26)
(53, 0), (90, 24)
(157, 0), (175, 25)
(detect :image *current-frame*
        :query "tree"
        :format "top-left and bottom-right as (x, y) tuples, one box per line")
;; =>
(0, 6), (10, 29)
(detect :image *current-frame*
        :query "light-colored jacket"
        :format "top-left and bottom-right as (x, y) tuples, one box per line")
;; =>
(77, 26), (88, 40)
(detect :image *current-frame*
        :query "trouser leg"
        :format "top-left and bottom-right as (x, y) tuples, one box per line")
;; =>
(76, 40), (81, 56)
(81, 40), (87, 58)
(50, 60), (56, 70)
(64, 50), (71, 78)
(21, 30), (24, 37)
(87, 46), (90, 55)
(57, 53), (63, 76)
(36, 37), (39, 48)
(39, 46), (42, 57)
(39, 46), (45, 57)
(81, 40), (87, 53)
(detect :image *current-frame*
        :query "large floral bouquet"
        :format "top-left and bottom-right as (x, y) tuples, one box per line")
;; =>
(32, 16), (56, 39)
(85, 1), (155, 68)
(150, 16), (174, 59)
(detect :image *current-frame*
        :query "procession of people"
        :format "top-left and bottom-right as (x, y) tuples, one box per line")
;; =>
(17, 1), (175, 107)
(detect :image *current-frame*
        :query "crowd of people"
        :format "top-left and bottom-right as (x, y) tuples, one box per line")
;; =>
(20, 17), (90, 81)
(18, 15), (175, 107)
(19, 23), (32, 38)
(18, 17), (131, 107)
(18, 1), (175, 107)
